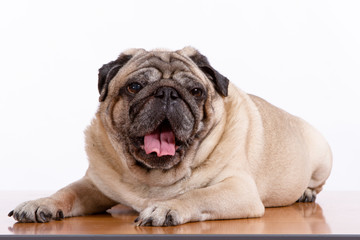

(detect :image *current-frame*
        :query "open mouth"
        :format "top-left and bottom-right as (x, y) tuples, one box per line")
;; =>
(140, 119), (181, 157)
(139, 119), (181, 157)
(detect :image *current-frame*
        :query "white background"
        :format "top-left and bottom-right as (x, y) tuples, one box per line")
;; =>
(0, 0), (359, 191)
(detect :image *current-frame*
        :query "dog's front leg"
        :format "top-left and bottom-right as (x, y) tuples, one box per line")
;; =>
(135, 174), (265, 226)
(9, 176), (116, 223)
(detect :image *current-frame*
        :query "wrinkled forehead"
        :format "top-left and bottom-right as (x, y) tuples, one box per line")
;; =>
(122, 50), (208, 85)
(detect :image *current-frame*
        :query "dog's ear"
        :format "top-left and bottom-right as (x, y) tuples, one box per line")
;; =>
(98, 54), (132, 102)
(189, 51), (229, 97)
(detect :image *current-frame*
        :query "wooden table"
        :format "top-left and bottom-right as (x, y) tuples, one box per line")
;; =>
(1, 191), (359, 236)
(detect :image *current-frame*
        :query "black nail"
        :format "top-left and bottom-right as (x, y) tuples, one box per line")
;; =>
(59, 210), (64, 219)
(8, 210), (14, 217)
(142, 217), (153, 226)
(19, 212), (26, 221)
(134, 217), (139, 223)
(40, 212), (47, 222)
(164, 213), (174, 226)
(56, 210), (64, 220)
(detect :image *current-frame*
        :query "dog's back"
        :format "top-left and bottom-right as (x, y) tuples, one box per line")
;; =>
(247, 93), (332, 206)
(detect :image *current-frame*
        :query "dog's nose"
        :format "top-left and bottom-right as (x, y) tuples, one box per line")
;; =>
(155, 87), (179, 102)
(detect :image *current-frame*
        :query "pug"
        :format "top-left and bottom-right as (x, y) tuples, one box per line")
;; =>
(9, 47), (332, 226)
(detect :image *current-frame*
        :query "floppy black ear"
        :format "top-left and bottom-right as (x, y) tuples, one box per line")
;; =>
(190, 52), (229, 97)
(98, 54), (132, 102)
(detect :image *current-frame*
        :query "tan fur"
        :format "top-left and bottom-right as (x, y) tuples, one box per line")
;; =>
(10, 47), (332, 226)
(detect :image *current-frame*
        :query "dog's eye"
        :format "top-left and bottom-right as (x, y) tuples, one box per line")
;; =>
(190, 88), (203, 97)
(127, 82), (143, 94)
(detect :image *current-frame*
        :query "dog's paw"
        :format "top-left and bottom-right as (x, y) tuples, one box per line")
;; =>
(8, 198), (64, 223)
(135, 202), (189, 227)
(297, 188), (317, 203)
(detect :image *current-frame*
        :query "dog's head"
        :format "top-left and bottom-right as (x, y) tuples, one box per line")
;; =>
(97, 47), (229, 185)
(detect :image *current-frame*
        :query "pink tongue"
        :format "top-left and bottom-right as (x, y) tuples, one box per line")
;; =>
(144, 125), (176, 157)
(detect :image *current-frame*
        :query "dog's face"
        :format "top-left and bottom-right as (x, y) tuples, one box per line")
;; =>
(97, 47), (229, 184)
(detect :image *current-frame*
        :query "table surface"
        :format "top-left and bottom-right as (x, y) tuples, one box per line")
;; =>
(1, 191), (359, 235)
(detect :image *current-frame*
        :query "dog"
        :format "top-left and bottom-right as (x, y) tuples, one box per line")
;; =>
(9, 47), (332, 226)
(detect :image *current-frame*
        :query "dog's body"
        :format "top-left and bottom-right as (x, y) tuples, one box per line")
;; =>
(9, 47), (332, 226)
